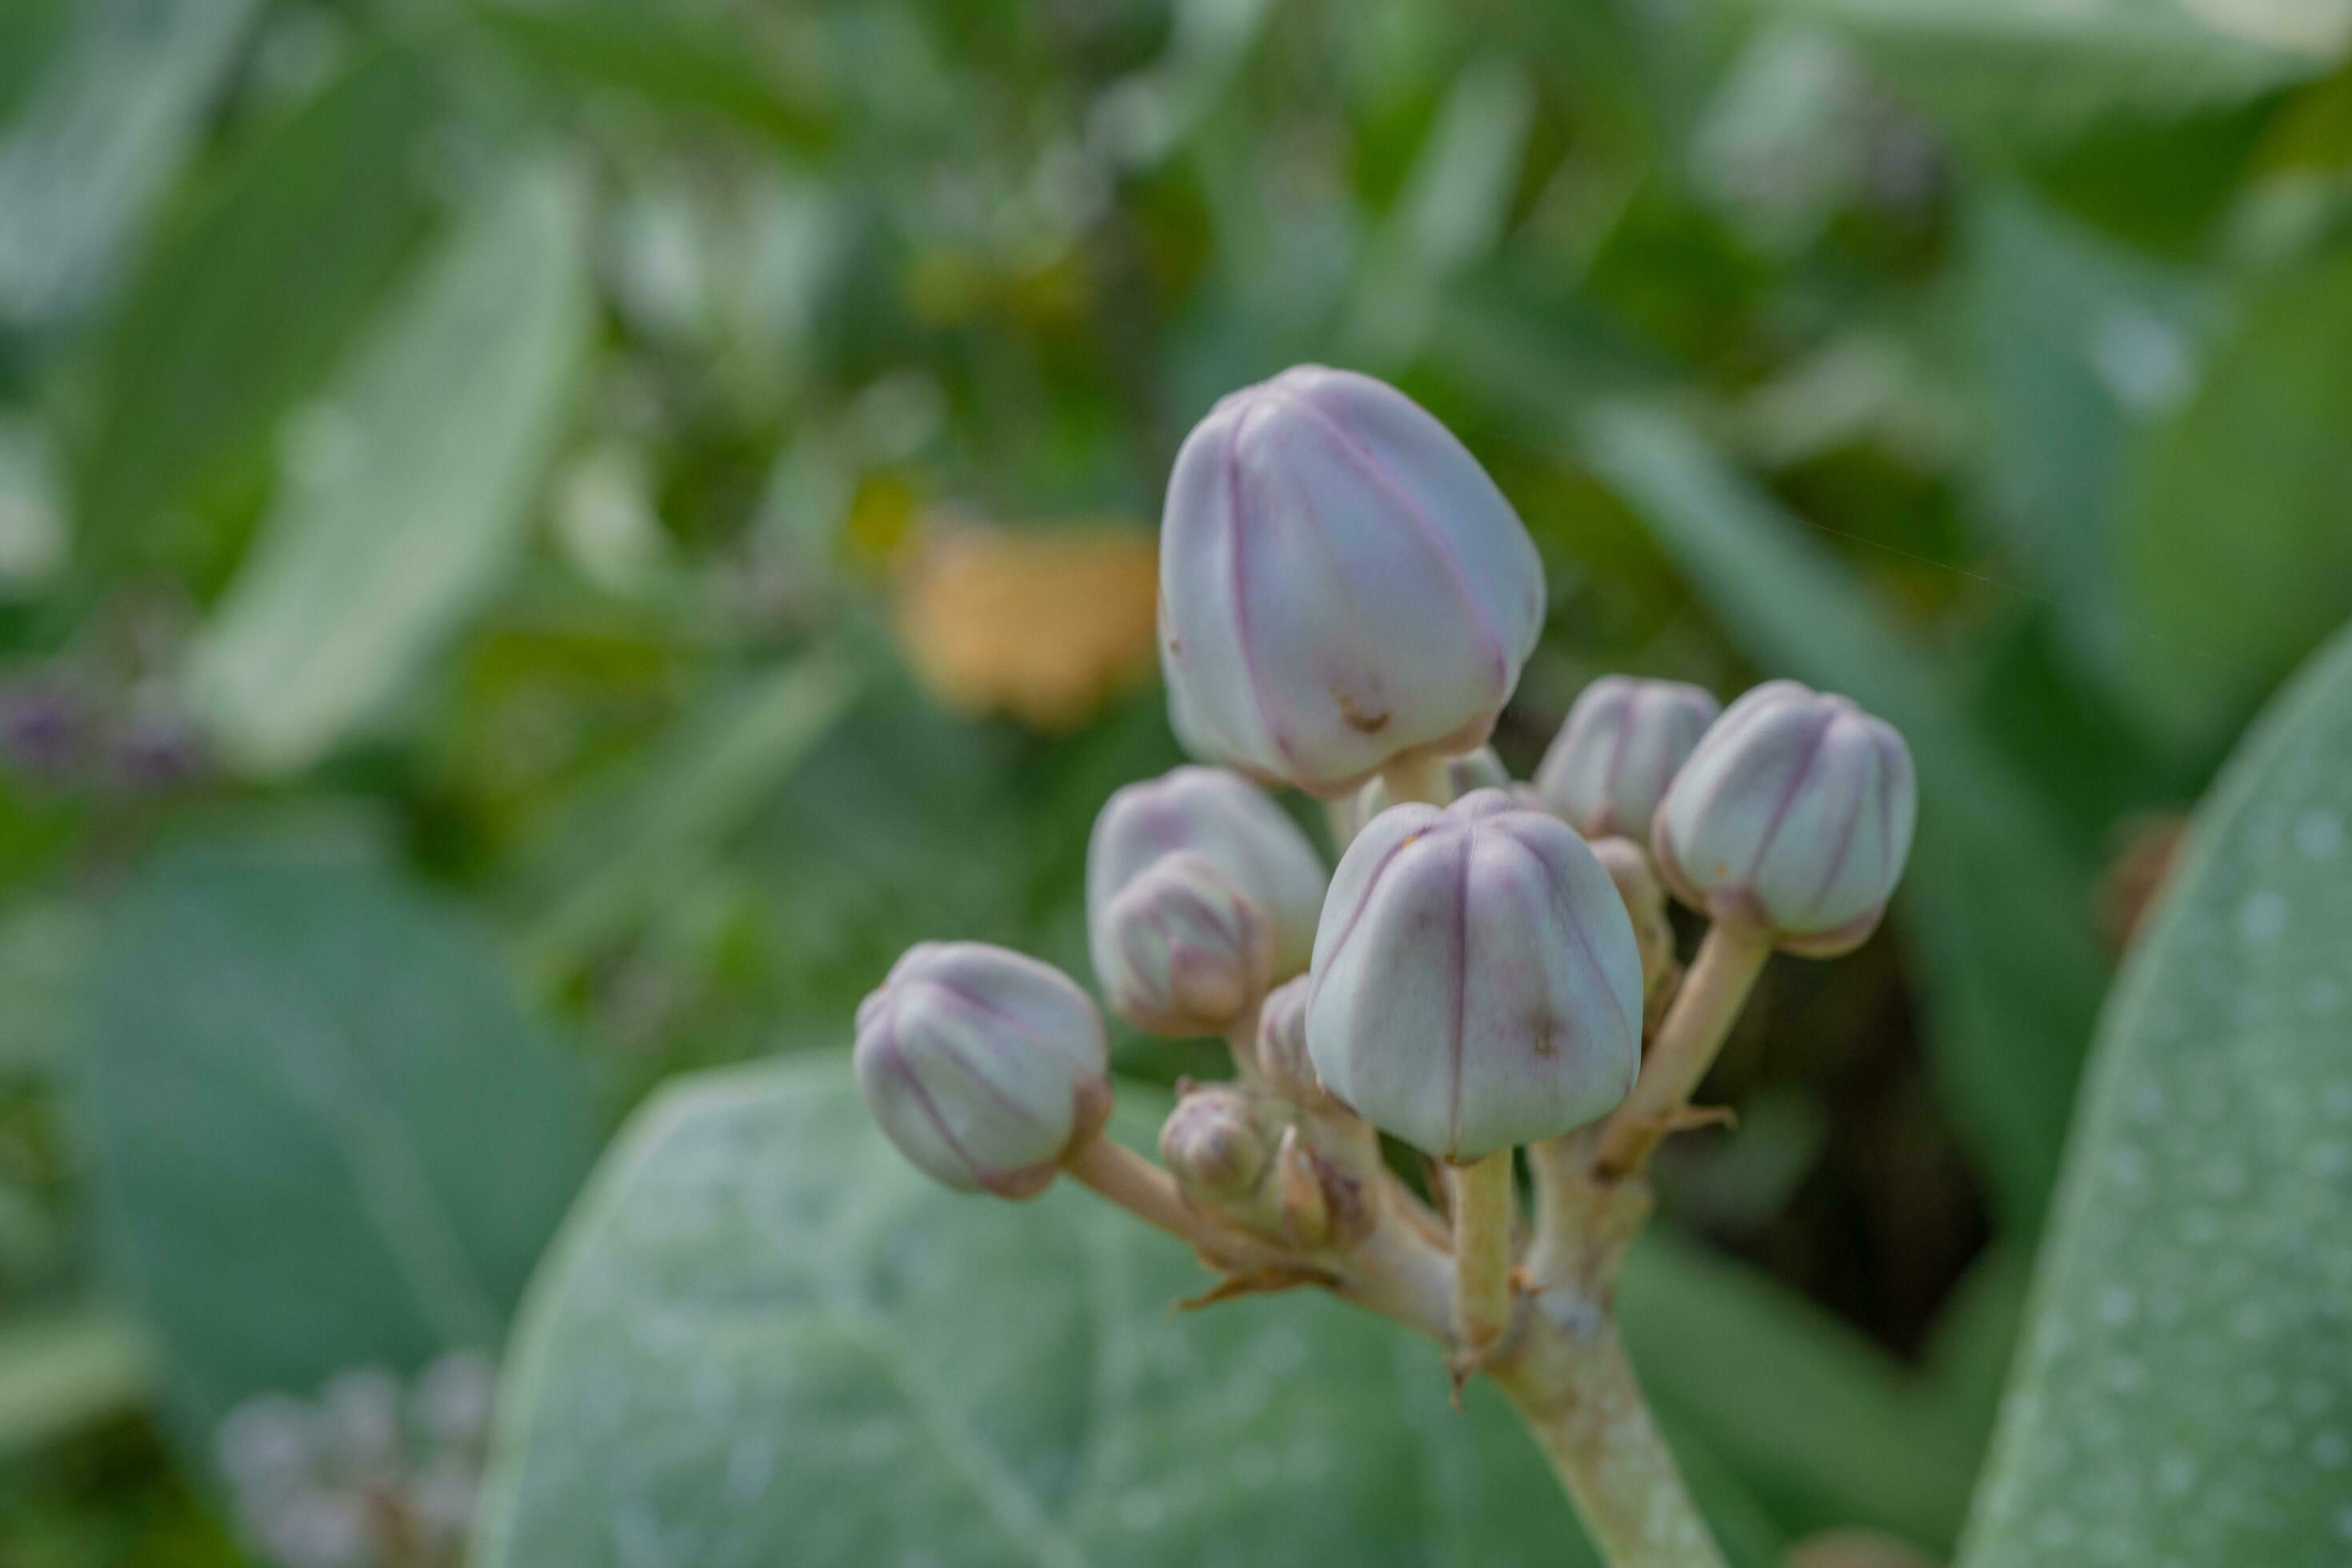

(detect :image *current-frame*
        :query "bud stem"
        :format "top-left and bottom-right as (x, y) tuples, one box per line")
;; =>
(1449, 1150), (1516, 1371)
(1062, 1135), (1290, 1273)
(1379, 751), (1456, 807)
(1592, 922), (1771, 1180)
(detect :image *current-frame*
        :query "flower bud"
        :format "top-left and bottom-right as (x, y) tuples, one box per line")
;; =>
(1326, 746), (1510, 849)
(1158, 366), (1546, 798)
(1306, 790), (1643, 1160)
(1590, 834), (1676, 1025)
(1096, 852), (1276, 1036)
(1254, 973), (1323, 1103)
(1534, 676), (1720, 841)
(1652, 681), (1917, 957)
(1159, 1087), (1269, 1202)
(1087, 765), (1325, 975)
(854, 943), (1110, 1198)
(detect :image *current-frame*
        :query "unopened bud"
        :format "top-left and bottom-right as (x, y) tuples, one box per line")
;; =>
(1159, 1087), (1268, 1201)
(1590, 835), (1676, 1022)
(1534, 676), (1719, 840)
(1327, 746), (1510, 848)
(854, 942), (1110, 1198)
(1653, 681), (1917, 956)
(1254, 974), (1323, 1103)
(1306, 790), (1642, 1159)
(1097, 852), (1275, 1036)
(1087, 765), (1326, 975)
(1158, 366), (1545, 798)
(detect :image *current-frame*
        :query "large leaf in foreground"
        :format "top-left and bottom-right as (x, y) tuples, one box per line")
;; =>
(1962, 622), (2352, 1566)
(473, 1058), (1605, 1567)
(479, 1058), (1886, 1566)
(82, 845), (602, 1448)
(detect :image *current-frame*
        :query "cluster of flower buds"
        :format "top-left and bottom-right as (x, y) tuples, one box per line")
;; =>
(1086, 764), (1326, 1014)
(214, 1352), (496, 1568)
(853, 364), (1920, 1456)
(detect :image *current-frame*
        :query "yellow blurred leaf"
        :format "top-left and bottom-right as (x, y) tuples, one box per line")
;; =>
(892, 520), (1159, 732)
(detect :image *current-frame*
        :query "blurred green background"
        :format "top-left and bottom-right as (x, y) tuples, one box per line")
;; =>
(5, 0), (2352, 1562)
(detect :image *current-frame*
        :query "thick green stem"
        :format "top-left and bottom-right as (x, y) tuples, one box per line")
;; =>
(1450, 1150), (1514, 1370)
(1494, 1301), (1726, 1568)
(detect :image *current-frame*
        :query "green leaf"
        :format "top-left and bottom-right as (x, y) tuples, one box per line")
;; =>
(80, 843), (602, 1449)
(183, 157), (594, 774)
(1622, 1235), (1979, 1549)
(476, 1058), (1794, 1566)
(71, 47), (437, 574)
(1577, 404), (2109, 1227)
(471, 1), (832, 150)
(1954, 188), (2207, 693)
(510, 654), (862, 977)
(1962, 619), (2352, 1566)
(0, 0), (255, 324)
(2119, 252), (2352, 752)
(1743, 0), (2325, 154)
(0, 1306), (153, 1459)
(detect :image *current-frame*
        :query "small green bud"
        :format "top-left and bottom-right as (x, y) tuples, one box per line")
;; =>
(1159, 1087), (1269, 1202)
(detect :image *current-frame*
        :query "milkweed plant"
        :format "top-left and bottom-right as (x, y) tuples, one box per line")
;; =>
(853, 366), (1918, 1567)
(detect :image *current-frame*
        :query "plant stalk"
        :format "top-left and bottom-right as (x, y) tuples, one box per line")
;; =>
(1449, 1150), (1515, 1370)
(1379, 750), (1456, 807)
(1062, 1135), (1289, 1272)
(1592, 922), (1772, 1179)
(1494, 1299), (1726, 1568)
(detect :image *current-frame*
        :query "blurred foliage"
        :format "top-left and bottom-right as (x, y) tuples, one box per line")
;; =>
(4, 0), (2352, 1562)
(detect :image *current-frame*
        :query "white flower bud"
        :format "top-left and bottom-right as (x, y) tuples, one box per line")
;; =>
(1534, 676), (1720, 840)
(1306, 790), (1642, 1160)
(1158, 366), (1546, 798)
(1096, 852), (1275, 1036)
(1327, 746), (1510, 848)
(1590, 834), (1676, 1022)
(854, 943), (1110, 1198)
(1254, 973), (1323, 1102)
(1652, 681), (1917, 957)
(1086, 765), (1326, 975)
(1159, 1087), (1269, 1201)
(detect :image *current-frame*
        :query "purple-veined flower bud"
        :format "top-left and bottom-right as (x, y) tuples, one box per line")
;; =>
(1254, 973), (1322, 1102)
(1159, 1086), (1268, 1201)
(854, 942), (1110, 1198)
(1158, 366), (1546, 799)
(1534, 676), (1720, 841)
(1096, 851), (1275, 1037)
(1652, 681), (1917, 957)
(1306, 790), (1642, 1160)
(1087, 765), (1325, 976)
(1327, 746), (1510, 848)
